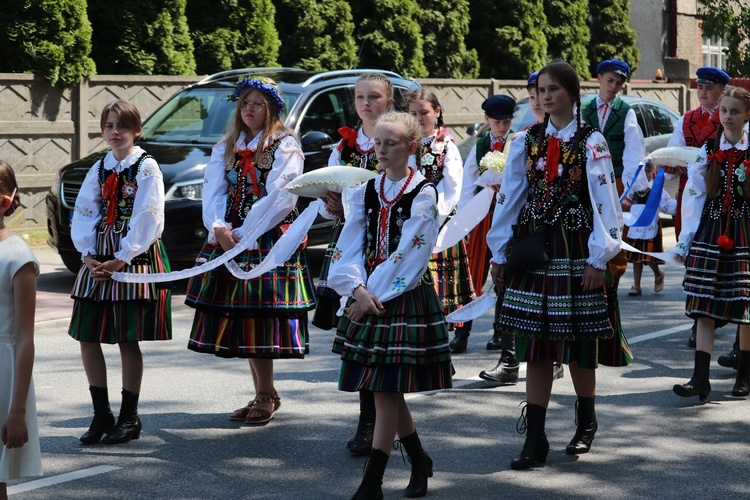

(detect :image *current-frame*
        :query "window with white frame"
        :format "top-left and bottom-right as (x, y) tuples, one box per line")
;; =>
(702, 36), (728, 69)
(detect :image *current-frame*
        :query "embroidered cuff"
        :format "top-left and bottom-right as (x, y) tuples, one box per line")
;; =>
(674, 242), (688, 258)
(586, 257), (607, 270)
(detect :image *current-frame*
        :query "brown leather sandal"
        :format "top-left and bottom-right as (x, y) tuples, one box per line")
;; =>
(229, 391), (280, 421)
(245, 392), (277, 425)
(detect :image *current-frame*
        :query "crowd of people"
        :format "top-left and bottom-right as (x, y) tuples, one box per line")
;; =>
(1, 60), (749, 499)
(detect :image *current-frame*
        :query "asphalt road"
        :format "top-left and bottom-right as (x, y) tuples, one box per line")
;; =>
(7, 236), (750, 499)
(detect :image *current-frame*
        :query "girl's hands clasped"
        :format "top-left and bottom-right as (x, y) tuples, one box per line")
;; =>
(321, 191), (344, 218)
(348, 285), (386, 322)
(214, 226), (241, 251)
(84, 255), (126, 281)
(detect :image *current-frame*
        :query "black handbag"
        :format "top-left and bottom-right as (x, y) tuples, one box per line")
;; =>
(505, 225), (548, 278)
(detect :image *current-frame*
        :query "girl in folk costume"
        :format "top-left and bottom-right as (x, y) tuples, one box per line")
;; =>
(451, 94), (516, 353)
(315, 73), (394, 457)
(672, 86), (750, 401)
(487, 61), (630, 470)
(185, 77), (315, 425)
(406, 89), (475, 334)
(69, 100), (172, 445)
(328, 112), (451, 498)
(0, 161), (42, 495)
(624, 161), (676, 297)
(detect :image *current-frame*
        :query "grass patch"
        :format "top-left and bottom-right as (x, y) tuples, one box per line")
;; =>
(13, 228), (49, 248)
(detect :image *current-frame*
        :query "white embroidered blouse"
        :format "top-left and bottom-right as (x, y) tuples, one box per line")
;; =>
(328, 169), (439, 303)
(202, 131), (304, 245)
(486, 118), (624, 270)
(71, 147), (165, 264)
(419, 132), (463, 221)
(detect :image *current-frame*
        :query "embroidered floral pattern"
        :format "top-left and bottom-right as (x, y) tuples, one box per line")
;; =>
(121, 182), (137, 198)
(140, 164), (157, 177)
(569, 167), (582, 180)
(331, 247), (342, 261)
(609, 227), (618, 239)
(75, 206), (96, 217)
(412, 234), (426, 248)
(392, 276), (406, 292)
(688, 188), (698, 196)
(420, 152), (435, 166)
(598, 174), (607, 185)
(596, 203), (603, 214)
(390, 251), (403, 262)
(133, 205), (164, 217)
(497, 192), (507, 205)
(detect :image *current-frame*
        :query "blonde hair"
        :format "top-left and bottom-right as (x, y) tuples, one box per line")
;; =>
(223, 78), (289, 167)
(374, 111), (421, 144)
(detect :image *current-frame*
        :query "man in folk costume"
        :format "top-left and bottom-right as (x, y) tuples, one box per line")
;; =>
(663, 66), (731, 348)
(582, 58), (648, 290)
(451, 95), (516, 354)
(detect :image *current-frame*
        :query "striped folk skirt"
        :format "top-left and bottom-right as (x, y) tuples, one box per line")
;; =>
(625, 224), (665, 264)
(69, 230), (172, 344)
(497, 220), (632, 369)
(428, 238), (476, 316)
(332, 281), (453, 393)
(684, 213), (750, 324)
(185, 227), (316, 358)
(312, 220), (344, 331)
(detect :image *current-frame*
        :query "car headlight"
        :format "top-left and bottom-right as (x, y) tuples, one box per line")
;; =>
(165, 180), (203, 202)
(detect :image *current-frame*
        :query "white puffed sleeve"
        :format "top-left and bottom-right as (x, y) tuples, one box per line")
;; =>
(486, 132), (529, 264)
(621, 108), (648, 196)
(202, 140), (231, 240)
(234, 134), (305, 241)
(659, 187), (678, 216)
(434, 140), (463, 218)
(459, 144), (480, 210)
(114, 157), (165, 264)
(667, 116), (687, 147)
(585, 132), (625, 269)
(71, 162), (104, 259)
(327, 183), (368, 296)
(674, 146), (709, 258)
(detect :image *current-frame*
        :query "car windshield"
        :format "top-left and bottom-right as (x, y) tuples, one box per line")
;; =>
(140, 87), (299, 145)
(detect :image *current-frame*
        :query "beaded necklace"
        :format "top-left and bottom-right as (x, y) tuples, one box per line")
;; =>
(373, 168), (415, 264)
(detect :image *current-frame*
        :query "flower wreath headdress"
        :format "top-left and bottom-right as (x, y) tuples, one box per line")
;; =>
(228, 76), (285, 111)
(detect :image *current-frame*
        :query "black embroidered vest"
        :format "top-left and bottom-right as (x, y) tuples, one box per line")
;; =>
(97, 152), (152, 233)
(339, 142), (379, 172)
(418, 131), (451, 185)
(702, 143), (750, 220)
(519, 123), (597, 230)
(224, 135), (298, 228)
(362, 177), (432, 273)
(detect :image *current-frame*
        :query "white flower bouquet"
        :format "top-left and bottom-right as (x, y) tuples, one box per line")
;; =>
(477, 150), (507, 188)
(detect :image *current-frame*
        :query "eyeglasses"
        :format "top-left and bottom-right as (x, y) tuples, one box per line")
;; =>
(240, 99), (266, 112)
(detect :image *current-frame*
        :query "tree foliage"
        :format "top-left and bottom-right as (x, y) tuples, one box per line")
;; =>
(88, 0), (195, 75)
(352, 0), (428, 78)
(467, 0), (548, 79)
(276, 0), (357, 71)
(698, 0), (750, 77)
(0, 0), (96, 86)
(587, 0), (640, 78)
(415, 0), (480, 78)
(545, 0), (590, 79)
(186, 0), (280, 74)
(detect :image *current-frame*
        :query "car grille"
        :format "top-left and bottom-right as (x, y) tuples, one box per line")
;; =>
(61, 181), (82, 209)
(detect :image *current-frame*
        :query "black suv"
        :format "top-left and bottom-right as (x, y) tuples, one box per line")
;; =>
(46, 68), (421, 273)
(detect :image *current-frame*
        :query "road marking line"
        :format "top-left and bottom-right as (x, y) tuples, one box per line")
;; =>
(628, 323), (692, 344)
(8, 465), (121, 495)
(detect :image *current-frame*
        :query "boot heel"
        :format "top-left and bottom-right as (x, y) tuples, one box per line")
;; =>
(699, 391), (710, 402)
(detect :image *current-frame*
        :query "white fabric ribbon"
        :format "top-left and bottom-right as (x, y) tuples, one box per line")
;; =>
(445, 287), (497, 323)
(433, 188), (494, 253)
(225, 200), (322, 279)
(621, 240), (683, 266)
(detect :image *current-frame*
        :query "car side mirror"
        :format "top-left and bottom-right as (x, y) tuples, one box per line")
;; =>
(301, 131), (334, 152)
(466, 123), (482, 136)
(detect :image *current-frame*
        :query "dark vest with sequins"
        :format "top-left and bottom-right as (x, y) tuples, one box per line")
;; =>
(519, 123), (597, 231)
(97, 152), (152, 233)
(702, 143), (750, 220)
(418, 131), (452, 185)
(363, 177), (432, 271)
(224, 135), (298, 228)
(337, 129), (379, 171)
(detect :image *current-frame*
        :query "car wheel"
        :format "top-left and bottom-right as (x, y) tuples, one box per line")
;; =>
(61, 252), (83, 274)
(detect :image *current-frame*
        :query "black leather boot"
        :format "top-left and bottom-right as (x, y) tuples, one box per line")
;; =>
(395, 430), (433, 498)
(731, 350), (750, 397)
(449, 329), (470, 353)
(351, 448), (389, 500)
(79, 386), (115, 445)
(510, 403), (549, 470)
(718, 327), (740, 369)
(479, 354), (519, 384)
(101, 389), (142, 445)
(673, 350), (712, 401)
(348, 390), (376, 456)
(566, 396), (598, 455)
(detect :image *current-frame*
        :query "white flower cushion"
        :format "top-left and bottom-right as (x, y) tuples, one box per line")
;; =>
(647, 146), (702, 168)
(283, 166), (378, 198)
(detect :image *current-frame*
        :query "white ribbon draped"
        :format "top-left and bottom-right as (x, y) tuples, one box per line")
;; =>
(433, 188), (494, 254)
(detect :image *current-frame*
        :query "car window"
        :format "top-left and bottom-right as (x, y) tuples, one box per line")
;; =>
(648, 104), (677, 136)
(298, 89), (349, 141)
(631, 105), (650, 138)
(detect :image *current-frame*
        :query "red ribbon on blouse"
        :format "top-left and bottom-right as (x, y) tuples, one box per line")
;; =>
(101, 171), (119, 225)
(338, 126), (359, 149)
(545, 136), (561, 201)
(237, 149), (260, 197)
